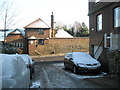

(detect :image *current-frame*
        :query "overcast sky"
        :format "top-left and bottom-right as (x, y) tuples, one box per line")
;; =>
(0, 0), (89, 29)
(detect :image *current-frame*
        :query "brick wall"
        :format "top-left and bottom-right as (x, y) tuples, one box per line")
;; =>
(25, 28), (50, 38)
(89, 2), (120, 54)
(107, 50), (120, 75)
(28, 37), (89, 56)
(5, 34), (27, 53)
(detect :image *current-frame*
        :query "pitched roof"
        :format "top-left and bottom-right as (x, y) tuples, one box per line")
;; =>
(24, 18), (50, 29)
(28, 36), (37, 40)
(12, 29), (25, 37)
(0, 29), (25, 41)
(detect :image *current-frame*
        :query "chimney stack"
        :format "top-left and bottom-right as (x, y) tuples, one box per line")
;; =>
(51, 12), (54, 37)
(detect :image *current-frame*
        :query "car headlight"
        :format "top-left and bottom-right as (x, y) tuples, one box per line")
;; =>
(97, 63), (101, 67)
(77, 63), (86, 67)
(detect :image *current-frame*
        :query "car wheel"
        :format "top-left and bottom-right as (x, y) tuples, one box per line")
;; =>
(73, 66), (77, 74)
(64, 63), (67, 70)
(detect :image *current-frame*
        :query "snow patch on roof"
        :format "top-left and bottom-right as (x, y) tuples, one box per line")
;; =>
(28, 36), (37, 39)
(55, 29), (73, 38)
(15, 29), (25, 37)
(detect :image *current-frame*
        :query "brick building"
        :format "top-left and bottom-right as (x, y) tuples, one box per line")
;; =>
(24, 18), (51, 55)
(24, 18), (89, 55)
(2, 13), (89, 57)
(89, 1), (120, 74)
(27, 37), (89, 56)
(5, 29), (27, 53)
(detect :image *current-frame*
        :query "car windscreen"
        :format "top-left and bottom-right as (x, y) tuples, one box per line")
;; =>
(73, 53), (93, 62)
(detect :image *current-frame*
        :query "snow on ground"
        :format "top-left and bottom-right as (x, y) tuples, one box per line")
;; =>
(30, 80), (40, 88)
(53, 63), (107, 79)
(65, 71), (107, 79)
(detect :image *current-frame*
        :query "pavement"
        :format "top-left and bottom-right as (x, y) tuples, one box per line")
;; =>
(32, 54), (64, 62)
(31, 53), (65, 58)
(85, 75), (120, 88)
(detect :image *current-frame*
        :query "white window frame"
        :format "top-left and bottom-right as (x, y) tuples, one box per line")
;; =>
(95, 0), (100, 3)
(97, 14), (102, 31)
(14, 43), (16, 47)
(19, 43), (23, 48)
(13, 43), (23, 48)
(114, 7), (120, 28)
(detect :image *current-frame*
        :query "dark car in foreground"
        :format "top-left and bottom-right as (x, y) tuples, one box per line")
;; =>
(64, 52), (101, 73)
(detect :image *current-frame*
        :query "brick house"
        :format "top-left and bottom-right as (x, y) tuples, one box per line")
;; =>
(24, 18), (89, 56)
(89, 1), (120, 74)
(1, 12), (89, 55)
(24, 18), (51, 55)
(5, 29), (27, 53)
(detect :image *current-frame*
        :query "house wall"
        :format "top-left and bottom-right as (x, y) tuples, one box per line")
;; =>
(28, 37), (89, 56)
(5, 34), (27, 54)
(89, 2), (120, 54)
(0, 41), (2, 53)
(89, 2), (120, 72)
(25, 28), (50, 38)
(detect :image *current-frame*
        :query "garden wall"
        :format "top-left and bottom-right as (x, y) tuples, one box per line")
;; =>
(29, 37), (89, 56)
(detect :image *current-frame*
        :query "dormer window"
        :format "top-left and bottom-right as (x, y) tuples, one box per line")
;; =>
(114, 7), (120, 28)
(39, 29), (44, 35)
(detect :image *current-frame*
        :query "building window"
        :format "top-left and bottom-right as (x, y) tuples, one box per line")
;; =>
(14, 43), (16, 47)
(97, 14), (102, 31)
(12, 43), (23, 48)
(39, 29), (44, 35)
(10, 43), (14, 46)
(114, 7), (120, 28)
(19, 43), (23, 48)
(38, 39), (44, 45)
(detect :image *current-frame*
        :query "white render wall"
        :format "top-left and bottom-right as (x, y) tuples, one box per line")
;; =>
(94, 46), (103, 59)
(110, 34), (120, 51)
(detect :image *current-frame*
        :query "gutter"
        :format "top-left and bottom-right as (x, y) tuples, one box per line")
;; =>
(88, 2), (113, 15)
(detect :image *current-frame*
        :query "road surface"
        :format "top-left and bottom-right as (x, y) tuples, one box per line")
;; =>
(30, 61), (120, 88)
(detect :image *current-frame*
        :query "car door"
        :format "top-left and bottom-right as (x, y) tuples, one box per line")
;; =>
(64, 54), (69, 68)
(68, 54), (74, 70)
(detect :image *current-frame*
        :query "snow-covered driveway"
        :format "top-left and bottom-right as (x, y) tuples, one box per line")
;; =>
(30, 62), (107, 88)
(54, 63), (107, 79)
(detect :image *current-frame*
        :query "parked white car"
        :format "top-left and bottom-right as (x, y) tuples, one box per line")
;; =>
(18, 54), (34, 79)
(1, 54), (30, 88)
(64, 52), (101, 73)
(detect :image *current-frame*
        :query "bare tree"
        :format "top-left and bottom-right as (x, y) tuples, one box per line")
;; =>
(0, 0), (20, 43)
(0, 0), (19, 29)
(73, 21), (82, 35)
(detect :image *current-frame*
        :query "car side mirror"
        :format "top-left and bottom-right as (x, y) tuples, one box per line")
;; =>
(69, 58), (73, 61)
